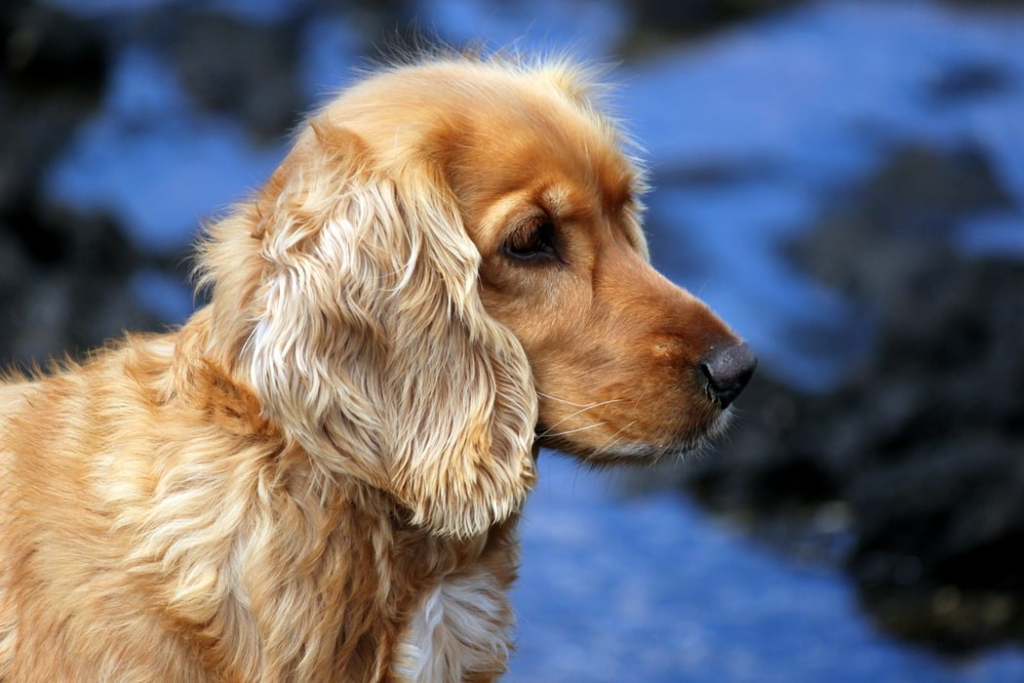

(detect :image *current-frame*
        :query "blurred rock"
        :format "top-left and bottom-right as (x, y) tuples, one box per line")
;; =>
(0, 1), (159, 369)
(792, 144), (1013, 303)
(628, 0), (802, 37)
(0, 200), (163, 369)
(842, 254), (1024, 651)
(928, 61), (1012, 105)
(647, 144), (1024, 652)
(2, 0), (108, 90)
(173, 12), (302, 141)
(1, 0), (108, 213)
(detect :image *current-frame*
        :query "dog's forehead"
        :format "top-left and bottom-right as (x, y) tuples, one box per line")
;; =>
(437, 79), (639, 212)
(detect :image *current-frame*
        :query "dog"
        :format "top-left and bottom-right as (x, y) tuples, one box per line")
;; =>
(0, 54), (755, 681)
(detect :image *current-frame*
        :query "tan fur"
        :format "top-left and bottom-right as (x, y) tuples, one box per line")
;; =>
(0, 55), (745, 681)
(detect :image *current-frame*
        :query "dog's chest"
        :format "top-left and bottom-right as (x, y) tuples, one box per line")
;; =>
(391, 567), (511, 682)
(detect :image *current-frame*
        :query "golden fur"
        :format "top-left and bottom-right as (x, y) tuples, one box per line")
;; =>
(0, 56), (750, 681)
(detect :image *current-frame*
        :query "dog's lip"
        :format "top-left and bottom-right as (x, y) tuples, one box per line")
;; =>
(532, 407), (733, 461)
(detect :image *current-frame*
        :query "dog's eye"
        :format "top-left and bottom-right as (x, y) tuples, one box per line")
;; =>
(503, 218), (561, 264)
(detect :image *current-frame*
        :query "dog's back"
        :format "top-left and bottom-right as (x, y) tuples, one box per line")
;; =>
(0, 337), (218, 680)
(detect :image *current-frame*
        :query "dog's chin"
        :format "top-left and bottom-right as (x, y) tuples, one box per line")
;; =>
(537, 408), (734, 467)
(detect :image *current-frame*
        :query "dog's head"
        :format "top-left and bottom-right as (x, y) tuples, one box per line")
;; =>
(198, 56), (754, 537)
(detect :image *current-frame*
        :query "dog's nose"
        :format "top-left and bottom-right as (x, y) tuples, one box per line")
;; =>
(699, 341), (757, 408)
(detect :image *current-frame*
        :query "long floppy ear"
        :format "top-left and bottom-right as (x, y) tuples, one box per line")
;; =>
(240, 123), (537, 538)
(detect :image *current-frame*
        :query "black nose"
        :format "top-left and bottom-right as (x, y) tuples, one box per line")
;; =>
(699, 342), (757, 408)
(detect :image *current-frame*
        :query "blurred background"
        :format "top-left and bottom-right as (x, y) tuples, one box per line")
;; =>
(2, 0), (1023, 680)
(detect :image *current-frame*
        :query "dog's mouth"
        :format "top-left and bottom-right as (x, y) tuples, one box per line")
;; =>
(534, 405), (734, 465)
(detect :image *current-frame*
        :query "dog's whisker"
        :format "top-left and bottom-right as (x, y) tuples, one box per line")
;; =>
(538, 421), (607, 439)
(537, 397), (628, 433)
(537, 391), (626, 410)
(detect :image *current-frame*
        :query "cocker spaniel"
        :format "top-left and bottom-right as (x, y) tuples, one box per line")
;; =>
(0, 55), (755, 681)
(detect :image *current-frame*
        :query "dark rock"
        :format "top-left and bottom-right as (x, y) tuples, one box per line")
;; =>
(840, 255), (1024, 651)
(928, 62), (1012, 105)
(619, 0), (808, 59)
(0, 2), (155, 369)
(2, 0), (108, 91)
(792, 144), (1014, 302)
(0, 201), (162, 370)
(0, 0), (108, 214)
(174, 12), (302, 141)
(627, 0), (803, 38)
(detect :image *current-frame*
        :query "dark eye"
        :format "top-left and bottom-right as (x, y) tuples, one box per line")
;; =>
(503, 217), (561, 264)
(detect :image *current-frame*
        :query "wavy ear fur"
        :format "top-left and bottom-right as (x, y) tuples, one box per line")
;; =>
(208, 123), (536, 538)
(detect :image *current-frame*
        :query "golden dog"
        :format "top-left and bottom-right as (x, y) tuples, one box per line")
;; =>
(0, 55), (755, 681)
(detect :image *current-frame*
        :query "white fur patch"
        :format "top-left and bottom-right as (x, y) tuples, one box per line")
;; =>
(392, 570), (510, 682)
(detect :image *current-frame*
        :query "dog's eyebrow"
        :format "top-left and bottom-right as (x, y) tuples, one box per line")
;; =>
(536, 183), (602, 225)
(490, 191), (533, 216)
(481, 191), (537, 233)
(487, 185), (575, 229)
(540, 185), (570, 210)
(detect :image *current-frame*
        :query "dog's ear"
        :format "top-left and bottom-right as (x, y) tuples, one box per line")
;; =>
(240, 123), (536, 537)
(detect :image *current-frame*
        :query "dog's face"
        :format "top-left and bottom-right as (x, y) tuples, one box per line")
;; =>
(202, 58), (754, 537)
(429, 66), (756, 462)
